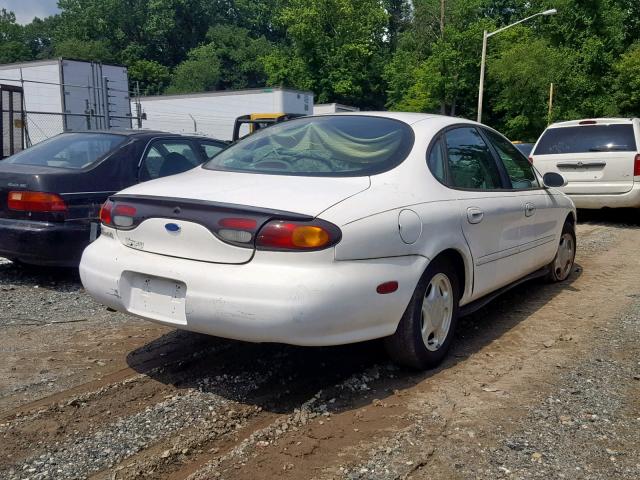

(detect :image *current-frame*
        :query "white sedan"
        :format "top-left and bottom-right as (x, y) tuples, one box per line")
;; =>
(80, 113), (576, 369)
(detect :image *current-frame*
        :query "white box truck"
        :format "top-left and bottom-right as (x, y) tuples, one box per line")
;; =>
(0, 58), (132, 145)
(135, 88), (314, 141)
(313, 103), (360, 114)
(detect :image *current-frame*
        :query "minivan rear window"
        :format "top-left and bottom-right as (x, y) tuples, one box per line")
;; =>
(203, 115), (415, 177)
(534, 125), (637, 155)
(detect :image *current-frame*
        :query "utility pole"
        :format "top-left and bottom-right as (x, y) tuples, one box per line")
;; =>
(548, 83), (554, 125)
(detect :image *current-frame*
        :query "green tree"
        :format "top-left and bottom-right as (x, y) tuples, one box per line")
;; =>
(613, 43), (640, 116)
(167, 44), (221, 94)
(263, 0), (389, 108)
(54, 38), (116, 63)
(128, 60), (171, 95)
(0, 9), (31, 63)
(204, 25), (272, 90)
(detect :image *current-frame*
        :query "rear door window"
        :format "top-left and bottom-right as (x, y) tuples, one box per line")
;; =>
(484, 130), (540, 189)
(444, 127), (503, 190)
(140, 140), (201, 181)
(535, 125), (637, 155)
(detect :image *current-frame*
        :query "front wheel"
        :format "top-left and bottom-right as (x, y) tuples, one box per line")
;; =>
(546, 220), (576, 282)
(384, 258), (460, 370)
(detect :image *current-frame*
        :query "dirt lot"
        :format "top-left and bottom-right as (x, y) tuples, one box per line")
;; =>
(1, 211), (639, 480)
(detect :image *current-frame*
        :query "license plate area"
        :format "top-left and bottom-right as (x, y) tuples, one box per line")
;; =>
(121, 272), (187, 324)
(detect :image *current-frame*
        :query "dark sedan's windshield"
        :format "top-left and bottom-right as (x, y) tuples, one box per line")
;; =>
(204, 115), (415, 177)
(4, 133), (126, 169)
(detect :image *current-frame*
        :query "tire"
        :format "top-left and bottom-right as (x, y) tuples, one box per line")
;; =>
(546, 220), (576, 283)
(384, 257), (460, 370)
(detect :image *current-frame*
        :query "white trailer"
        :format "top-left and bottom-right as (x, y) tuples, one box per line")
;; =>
(0, 58), (132, 145)
(135, 88), (314, 141)
(313, 103), (360, 114)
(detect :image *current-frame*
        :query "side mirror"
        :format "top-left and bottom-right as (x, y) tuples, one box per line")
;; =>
(543, 172), (568, 188)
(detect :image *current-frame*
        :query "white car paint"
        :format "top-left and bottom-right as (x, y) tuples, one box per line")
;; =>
(531, 118), (640, 208)
(80, 112), (575, 346)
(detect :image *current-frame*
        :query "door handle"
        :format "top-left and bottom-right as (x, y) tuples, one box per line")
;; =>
(525, 202), (536, 217)
(467, 207), (484, 224)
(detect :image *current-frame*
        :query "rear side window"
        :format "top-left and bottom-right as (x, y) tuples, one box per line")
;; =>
(535, 125), (637, 155)
(484, 130), (540, 189)
(204, 115), (415, 177)
(444, 127), (502, 190)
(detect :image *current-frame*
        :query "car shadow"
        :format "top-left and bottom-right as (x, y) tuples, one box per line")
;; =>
(126, 264), (583, 415)
(0, 259), (81, 292)
(577, 208), (640, 227)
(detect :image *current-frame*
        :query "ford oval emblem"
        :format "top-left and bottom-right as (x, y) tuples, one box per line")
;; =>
(165, 223), (181, 233)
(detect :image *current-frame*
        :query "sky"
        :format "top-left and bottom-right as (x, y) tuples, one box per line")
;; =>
(4, 0), (60, 24)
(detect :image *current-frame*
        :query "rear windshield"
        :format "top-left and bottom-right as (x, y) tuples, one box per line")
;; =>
(3, 133), (126, 169)
(535, 124), (637, 155)
(203, 115), (415, 177)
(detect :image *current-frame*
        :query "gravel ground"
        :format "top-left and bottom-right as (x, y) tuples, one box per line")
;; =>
(1, 213), (639, 480)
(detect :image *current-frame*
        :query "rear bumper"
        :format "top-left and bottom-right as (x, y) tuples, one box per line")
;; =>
(79, 235), (428, 346)
(0, 218), (91, 267)
(567, 184), (640, 209)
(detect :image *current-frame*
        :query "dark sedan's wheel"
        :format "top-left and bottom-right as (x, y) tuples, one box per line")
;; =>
(546, 220), (576, 282)
(384, 258), (460, 370)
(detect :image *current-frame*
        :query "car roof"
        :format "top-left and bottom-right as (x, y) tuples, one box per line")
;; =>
(58, 130), (226, 141)
(547, 118), (639, 129)
(311, 111), (479, 127)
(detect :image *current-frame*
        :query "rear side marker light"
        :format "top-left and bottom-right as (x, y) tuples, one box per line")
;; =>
(256, 220), (341, 251)
(634, 154), (640, 177)
(8, 191), (68, 213)
(377, 281), (399, 294)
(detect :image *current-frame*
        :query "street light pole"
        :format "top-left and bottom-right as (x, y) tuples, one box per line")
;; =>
(476, 8), (557, 124)
(477, 30), (488, 124)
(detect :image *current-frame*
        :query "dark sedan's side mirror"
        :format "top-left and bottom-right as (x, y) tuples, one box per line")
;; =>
(543, 172), (568, 188)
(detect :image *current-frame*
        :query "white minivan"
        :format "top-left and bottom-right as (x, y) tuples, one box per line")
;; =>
(531, 118), (640, 208)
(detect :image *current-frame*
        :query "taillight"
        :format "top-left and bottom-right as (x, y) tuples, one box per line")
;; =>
(256, 220), (341, 251)
(216, 217), (259, 244)
(634, 154), (640, 177)
(7, 191), (67, 213)
(100, 200), (138, 228)
(99, 199), (114, 226)
(528, 156), (533, 164)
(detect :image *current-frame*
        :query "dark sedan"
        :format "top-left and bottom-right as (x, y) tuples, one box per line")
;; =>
(0, 130), (227, 266)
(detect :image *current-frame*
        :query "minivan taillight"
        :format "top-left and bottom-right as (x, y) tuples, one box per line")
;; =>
(256, 219), (341, 251)
(634, 154), (640, 177)
(528, 156), (533, 164)
(8, 191), (67, 213)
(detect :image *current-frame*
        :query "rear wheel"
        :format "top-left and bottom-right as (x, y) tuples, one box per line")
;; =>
(384, 258), (460, 369)
(546, 220), (576, 282)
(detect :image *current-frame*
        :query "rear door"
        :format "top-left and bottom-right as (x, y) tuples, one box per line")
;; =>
(439, 126), (529, 299)
(483, 129), (559, 271)
(532, 122), (639, 194)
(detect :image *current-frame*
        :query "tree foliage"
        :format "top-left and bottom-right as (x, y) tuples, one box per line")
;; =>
(1, 0), (639, 138)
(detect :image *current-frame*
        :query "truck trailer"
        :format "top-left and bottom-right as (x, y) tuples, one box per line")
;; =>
(0, 58), (132, 148)
(134, 88), (314, 141)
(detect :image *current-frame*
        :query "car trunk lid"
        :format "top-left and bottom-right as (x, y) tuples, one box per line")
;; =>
(110, 171), (369, 264)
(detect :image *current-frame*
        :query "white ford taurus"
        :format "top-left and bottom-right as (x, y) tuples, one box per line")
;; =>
(80, 113), (576, 369)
